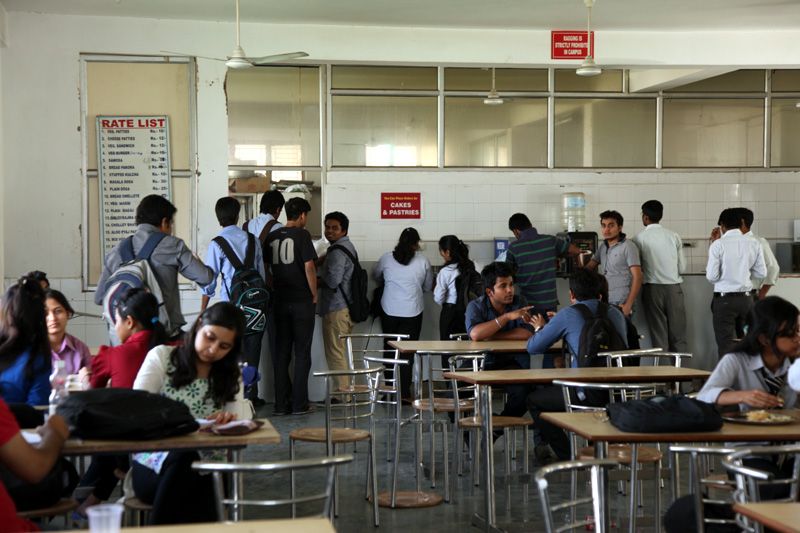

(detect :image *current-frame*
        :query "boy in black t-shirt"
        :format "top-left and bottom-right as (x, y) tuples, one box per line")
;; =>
(264, 197), (318, 415)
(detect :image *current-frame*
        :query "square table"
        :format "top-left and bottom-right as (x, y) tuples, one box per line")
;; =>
(732, 502), (800, 533)
(56, 517), (334, 533)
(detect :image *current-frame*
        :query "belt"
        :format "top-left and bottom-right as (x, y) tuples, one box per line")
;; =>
(713, 291), (753, 298)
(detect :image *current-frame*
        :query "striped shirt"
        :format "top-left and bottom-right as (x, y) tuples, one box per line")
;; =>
(506, 228), (569, 311)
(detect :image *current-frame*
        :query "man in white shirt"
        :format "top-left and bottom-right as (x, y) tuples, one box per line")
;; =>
(706, 208), (767, 358)
(739, 207), (780, 300)
(633, 200), (688, 353)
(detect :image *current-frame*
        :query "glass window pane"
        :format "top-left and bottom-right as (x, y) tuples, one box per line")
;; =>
(553, 98), (656, 167)
(331, 96), (437, 166)
(444, 97), (547, 167)
(663, 99), (764, 167)
(331, 66), (437, 90)
(444, 68), (548, 91)
(771, 98), (800, 166)
(772, 70), (800, 92)
(554, 69), (623, 92)
(666, 70), (765, 92)
(227, 66), (320, 167)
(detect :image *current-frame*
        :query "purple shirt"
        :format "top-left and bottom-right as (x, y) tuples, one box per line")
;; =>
(51, 333), (91, 374)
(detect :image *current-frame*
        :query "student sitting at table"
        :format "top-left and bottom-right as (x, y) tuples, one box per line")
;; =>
(45, 289), (91, 376)
(0, 276), (51, 407)
(665, 296), (800, 533)
(131, 302), (243, 525)
(75, 288), (168, 517)
(524, 269), (628, 463)
(465, 261), (533, 419)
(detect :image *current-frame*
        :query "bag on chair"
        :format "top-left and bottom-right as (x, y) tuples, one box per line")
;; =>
(606, 395), (723, 433)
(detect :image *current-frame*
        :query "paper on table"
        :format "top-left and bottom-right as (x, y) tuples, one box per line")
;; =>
(22, 431), (42, 445)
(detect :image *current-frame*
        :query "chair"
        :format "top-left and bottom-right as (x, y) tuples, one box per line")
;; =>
(722, 443), (800, 533)
(553, 380), (667, 533)
(535, 458), (619, 533)
(17, 497), (79, 528)
(289, 366), (383, 526)
(192, 455), (354, 522)
(604, 349), (692, 395)
(340, 333), (410, 394)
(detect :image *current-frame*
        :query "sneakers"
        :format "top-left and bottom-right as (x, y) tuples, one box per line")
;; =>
(291, 405), (316, 416)
(534, 444), (560, 466)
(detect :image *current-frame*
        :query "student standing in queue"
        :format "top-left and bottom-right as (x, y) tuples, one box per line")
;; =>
(373, 228), (433, 401)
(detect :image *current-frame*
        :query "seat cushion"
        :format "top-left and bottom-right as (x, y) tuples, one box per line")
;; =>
(290, 427), (370, 444)
(458, 416), (532, 429)
(413, 398), (474, 413)
(578, 444), (662, 463)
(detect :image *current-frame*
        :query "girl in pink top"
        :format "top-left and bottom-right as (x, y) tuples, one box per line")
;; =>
(45, 290), (91, 375)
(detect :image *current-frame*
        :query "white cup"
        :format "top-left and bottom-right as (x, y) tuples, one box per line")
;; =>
(86, 503), (124, 533)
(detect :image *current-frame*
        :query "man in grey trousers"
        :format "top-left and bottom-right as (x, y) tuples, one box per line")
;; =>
(633, 200), (688, 353)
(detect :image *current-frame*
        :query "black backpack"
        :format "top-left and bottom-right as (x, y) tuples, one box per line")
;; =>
(573, 302), (627, 368)
(213, 234), (270, 335)
(606, 395), (723, 433)
(328, 244), (370, 323)
(56, 388), (200, 440)
(454, 268), (483, 313)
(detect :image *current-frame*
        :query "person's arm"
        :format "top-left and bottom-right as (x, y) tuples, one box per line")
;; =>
(133, 347), (169, 393)
(758, 240), (780, 299)
(200, 241), (220, 303)
(620, 243), (642, 316)
(750, 245), (767, 286)
(526, 309), (568, 354)
(305, 260), (318, 305)
(0, 415), (69, 483)
(694, 354), (780, 407)
(433, 269), (448, 305)
(372, 256), (385, 284)
(422, 258), (434, 292)
(468, 306), (533, 341)
(89, 346), (112, 389)
(716, 389), (783, 409)
(705, 241), (722, 283)
(176, 239), (215, 286)
(320, 248), (346, 290)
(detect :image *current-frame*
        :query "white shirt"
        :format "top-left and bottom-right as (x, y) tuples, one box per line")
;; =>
(133, 345), (173, 393)
(245, 213), (283, 238)
(699, 351), (795, 412)
(706, 229), (766, 293)
(434, 263), (459, 305)
(372, 252), (433, 317)
(633, 223), (685, 285)
(744, 231), (779, 289)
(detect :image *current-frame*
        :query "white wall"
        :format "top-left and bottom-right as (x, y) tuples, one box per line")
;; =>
(3, 10), (800, 353)
(0, 3), (6, 286)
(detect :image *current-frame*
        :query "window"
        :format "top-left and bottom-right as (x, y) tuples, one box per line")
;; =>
(444, 68), (547, 91)
(331, 66), (437, 90)
(554, 69), (624, 92)
(666, 70), (766, 93)
(770, 98), (800, 167)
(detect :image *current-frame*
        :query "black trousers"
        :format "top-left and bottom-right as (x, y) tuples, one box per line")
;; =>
(78, 454), (129, 501)
(439, 303), (466, 369)
(131, 452), (217, 525)
(240, 332), (264, 401)
(381, 311), (423, 398)
(273, 299), (316, 412)
(711, 294), (753, 358)
(484, 356), (529, 418)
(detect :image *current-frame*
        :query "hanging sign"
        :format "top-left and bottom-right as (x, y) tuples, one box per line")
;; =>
(381, 192), (421, 219)
(97, 115), (171, 257)
(551, 31), (594, 59)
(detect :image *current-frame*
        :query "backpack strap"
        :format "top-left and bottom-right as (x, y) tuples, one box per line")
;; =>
(327, 244), (358, 303)
(572, 302), (594, 322)
(135, 233), (167, 261)
(258, 219), (278, 245)
(212, 236), (245, 270)
(243, 233), (256, 269)
(243, 220), (250, 233)
(119, 236), (136, 263)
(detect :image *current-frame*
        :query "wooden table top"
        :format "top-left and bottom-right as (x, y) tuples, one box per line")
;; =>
(58, 518), (334, 533)
(389, 339), (563, 354)
(541, 411), (800, 443)
(444, 366), (709, 385)
(45, 419), (281, 456)
(732, 503), (800, 533)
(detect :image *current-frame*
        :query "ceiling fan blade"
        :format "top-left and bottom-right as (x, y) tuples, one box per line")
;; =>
(160, 50), (225, 62)
(251, 52), (309, 65)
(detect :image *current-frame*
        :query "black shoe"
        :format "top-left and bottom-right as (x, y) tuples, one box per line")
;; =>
(292, 405), (316, 416)
(273, 406), (291, 417)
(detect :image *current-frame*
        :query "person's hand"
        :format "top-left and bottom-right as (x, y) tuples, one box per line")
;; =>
(710, 227), (722, 242)
(527, 313), (547, 331)
(740, 390), (783, 409)
(37, 415), (69, 442)
(505, 306), (533, 321)
(621, 302), (633, 317)
(208, 411), (236, 425)
(78, 367), (91, 389)
(546, 311), (556, 319)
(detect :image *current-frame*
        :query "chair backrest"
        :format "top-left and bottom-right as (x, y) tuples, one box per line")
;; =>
(669, 444), (738, 533)
(340, 333), (409, 391)
(535, 458), (619, 533)
(364, 355), (409, 419)
(447, 353), (486, 419)
(722, 444), (800, 532)
(606, 350), (692, 369)
(192, 454), (353, 521)
(552, 380), (667, 413)
(598, 348), (662, 366)
(414, 349), (486, 412)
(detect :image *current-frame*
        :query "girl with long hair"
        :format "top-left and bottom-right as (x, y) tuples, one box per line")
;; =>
(434, 235), (477, 341)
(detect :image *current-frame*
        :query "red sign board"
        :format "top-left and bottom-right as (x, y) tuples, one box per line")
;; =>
(551, 30), (594, 60)
(381, 192), (421, 219)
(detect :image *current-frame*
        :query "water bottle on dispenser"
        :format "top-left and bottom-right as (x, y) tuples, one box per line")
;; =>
(562, 192), (586, 232)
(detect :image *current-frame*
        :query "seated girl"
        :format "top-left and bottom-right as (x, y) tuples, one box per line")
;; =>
(46, 289), (91, 376)
(130, 302), (244, 524)
(0, 276), (51, 406)
(76, 288), (168, 516)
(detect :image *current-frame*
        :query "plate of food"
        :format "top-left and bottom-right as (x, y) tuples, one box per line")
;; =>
(722, 410), (796, 425)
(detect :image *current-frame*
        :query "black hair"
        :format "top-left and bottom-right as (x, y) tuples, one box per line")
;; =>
(641, 200), (663, 223)
(169, 302), (244, 406)
(392, 227), (421, 265)
(259, 190), (285, 216)
(324, 211), (350, 233)
(717, 208), (741, 230)
(284, 197), (311, 221)
(438, 235), (475, 274)
(26, 271), (49, 289)
(481, 262), (514, 293)
(599, 210), (624, 227)
(215, 196), (241, 227)
(0, 276), (50, 378)
(739, 207), (754, 229)
(732, 296), (800, 359)
(508, 213), (532, 232)
(569, 269), (606, 301)
(115, 288), (168, 350)
(44, 289), (75, 317)
(135, 194), (177, 227)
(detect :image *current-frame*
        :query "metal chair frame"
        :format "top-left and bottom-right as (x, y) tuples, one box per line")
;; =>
(192, 455), (353, 522)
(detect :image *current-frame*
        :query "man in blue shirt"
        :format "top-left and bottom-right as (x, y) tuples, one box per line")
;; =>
(525, 268), (628, 462)
(202, 197), (266, 403)
(465, 261), (533, 417)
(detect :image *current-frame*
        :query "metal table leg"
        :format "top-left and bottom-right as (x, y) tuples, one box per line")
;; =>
(471, 384), (504, 532)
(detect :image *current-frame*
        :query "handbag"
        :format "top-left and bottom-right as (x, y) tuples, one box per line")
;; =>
(606, 395), (723, 433)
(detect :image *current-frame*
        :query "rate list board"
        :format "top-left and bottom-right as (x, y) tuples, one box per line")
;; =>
(97, 115), (171, 257)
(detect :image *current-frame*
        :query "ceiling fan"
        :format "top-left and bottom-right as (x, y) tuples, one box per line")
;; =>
(576, 0), (601, 77)
(483, 68), (504, 106)
(162, 0), (308, 69)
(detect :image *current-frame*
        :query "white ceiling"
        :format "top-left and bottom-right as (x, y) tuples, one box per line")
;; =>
(2, 0), (800, 31)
